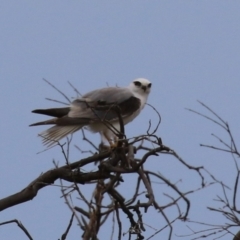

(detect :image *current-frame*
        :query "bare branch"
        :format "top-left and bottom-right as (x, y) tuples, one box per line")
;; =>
(0, 219), (33, 240)
(43, 78), (71, 103)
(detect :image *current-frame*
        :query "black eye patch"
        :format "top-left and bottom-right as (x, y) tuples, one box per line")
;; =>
(148, 83), (152, 88)
(134, 81), (141, 87)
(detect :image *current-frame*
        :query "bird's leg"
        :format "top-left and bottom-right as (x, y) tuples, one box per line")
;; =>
(103, 132), (117, 148)
(108, 135), (118, 148)
(113, 135), (119, 147)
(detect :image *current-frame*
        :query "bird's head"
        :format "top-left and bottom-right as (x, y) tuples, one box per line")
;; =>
(129, 78), (152, 95)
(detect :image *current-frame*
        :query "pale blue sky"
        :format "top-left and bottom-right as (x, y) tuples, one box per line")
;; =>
(0, 1), (240, 239)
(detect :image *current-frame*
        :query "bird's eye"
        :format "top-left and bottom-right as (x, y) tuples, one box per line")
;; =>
(134, 81), (141, 87)
(148, 83), (152, 88)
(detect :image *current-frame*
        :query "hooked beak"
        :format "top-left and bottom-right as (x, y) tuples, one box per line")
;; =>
(141, 86), (147, 92)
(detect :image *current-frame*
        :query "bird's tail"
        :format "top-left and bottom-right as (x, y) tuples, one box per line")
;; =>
(40, 125), (83, 147)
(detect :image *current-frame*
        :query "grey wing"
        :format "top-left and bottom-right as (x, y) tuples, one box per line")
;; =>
(69, 87), (141, 122)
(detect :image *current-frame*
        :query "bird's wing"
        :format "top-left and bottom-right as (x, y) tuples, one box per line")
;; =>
(31, 107), (70, 117)
(69, 87), (141, 122)
(30, 87), (141, 147)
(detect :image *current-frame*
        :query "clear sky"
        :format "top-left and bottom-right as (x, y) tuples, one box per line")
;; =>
(0, 1), (240, 239)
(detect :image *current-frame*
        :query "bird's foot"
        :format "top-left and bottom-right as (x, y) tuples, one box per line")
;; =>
(110, 142), (118, 149)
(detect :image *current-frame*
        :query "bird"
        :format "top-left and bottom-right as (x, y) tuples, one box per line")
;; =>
(30, 78), (152, 148)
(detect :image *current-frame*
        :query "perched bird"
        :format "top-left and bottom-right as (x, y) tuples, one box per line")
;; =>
(30, 78), (152, 147)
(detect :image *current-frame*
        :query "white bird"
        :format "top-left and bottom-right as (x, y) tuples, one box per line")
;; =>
(30, 78), (152, 147)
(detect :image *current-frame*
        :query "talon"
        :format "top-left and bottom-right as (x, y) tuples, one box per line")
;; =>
(103, 132), (119, 149)
(110, 142), (118, 149)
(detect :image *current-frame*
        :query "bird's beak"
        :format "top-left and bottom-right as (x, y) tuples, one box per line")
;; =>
(141, 86), (147, 92)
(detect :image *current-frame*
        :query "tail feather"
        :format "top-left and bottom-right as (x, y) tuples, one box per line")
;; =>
(40, 125), (83, 147)
(30, 107), (90, 147)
